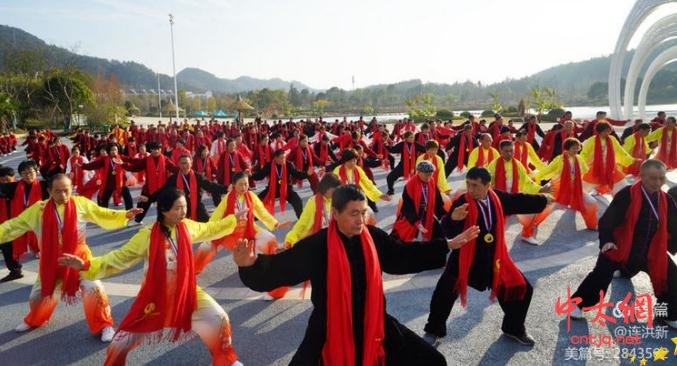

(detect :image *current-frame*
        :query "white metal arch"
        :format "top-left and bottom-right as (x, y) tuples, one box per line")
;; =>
(623, 14), (677, 119)
(637, 45), (677, 119)
(608, 0), (673, 119)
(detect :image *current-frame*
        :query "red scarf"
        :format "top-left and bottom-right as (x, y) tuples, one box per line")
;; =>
(323, 220), (385, 366)
(69, 156), (85, 185)
(317, 143), (329, 163)
(456, 190), (527, 306)
(311, 194), (327, 233)
(494, 159), (519, 193)
(294, 145), (313, 171)
(41, 198), (80, 301)
(339, 165), (361, 185)
(175, 171), (198, 220)
(99, 156), (123, 201)
(402, 142), (417, 179)
(557, 156), (584, 211)
(457, 135), (469, 171)
(195, 156), (213, 178)
(626, 132), (645, 175)
(391, 176), (436, 241)
(223, 191), (256, 240)
(605, 183), (668, 296)
(116, 222), (196, 341)
(514, 142), (530, 172)
(631, 132), (645, 158)
(476, 147), (495, 167)
(11, 180), (42, 259)
(657, 126), (677, 169)
(221, 151), (242, 185)
(526, 123), (536, 142)
(258, 144), (271, 168)
(146, 155), (167, 194)
(589, 135), (616, 187)
(264, 162), (287, 214)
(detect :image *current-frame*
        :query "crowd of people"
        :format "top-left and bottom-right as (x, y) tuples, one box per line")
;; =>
(0, 110), (676, 365)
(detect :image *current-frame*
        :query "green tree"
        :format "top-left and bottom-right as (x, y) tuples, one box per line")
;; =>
(487, 91), (503, 113)
(312, 99), (330, 116)
(405, 93), (436, 122)
(39, 68), (95, 128)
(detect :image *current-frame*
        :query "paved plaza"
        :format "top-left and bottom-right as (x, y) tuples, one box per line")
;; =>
(0, 136), (676, 365)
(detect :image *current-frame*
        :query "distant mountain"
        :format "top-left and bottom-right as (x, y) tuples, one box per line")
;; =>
(0, 25), (314, 94)
(2, 24), (677, 106)
(176, 68), (313, 94)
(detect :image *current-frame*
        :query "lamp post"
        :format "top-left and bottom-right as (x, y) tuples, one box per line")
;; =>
(157, 72), (162, 118)
(169, 14), (179, 121)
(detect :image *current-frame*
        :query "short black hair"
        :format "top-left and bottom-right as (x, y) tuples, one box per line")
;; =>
(107, 143), (120, 153)
(18, 160), (38, 174)
(331, 184), (366, 213)
(466, 166), (491, 185)
(340, 148), (358, 163)
(273, 149), (285, 158)
(231, 171), (249, 183)
(595, 121), (611, 134)
(640, 159), (666, 172)
(0, 166), (15, 177)
(499, 139), (513, 150)
(425, 140), (439, 150)
(563, 137), (581, 151)
(637, 123), (651, 131)
(318, 173), (341, 195)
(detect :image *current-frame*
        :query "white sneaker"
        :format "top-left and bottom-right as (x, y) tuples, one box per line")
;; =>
(570, 306), (584, 319)
(612, 270), (622, 278)
(262, 294), (275, 301)
(232, 361), (244, 366)
(665, 320), (677, 329)
(15, 321), (32, 332)
(101, 326), (115, 342)
(521, 236), (540, 246)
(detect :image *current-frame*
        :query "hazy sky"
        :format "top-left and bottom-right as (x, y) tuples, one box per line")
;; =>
(2, 0), (676, 90)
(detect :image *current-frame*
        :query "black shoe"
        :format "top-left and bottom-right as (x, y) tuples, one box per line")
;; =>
(503, 332), (535, 346)
(422, 332), (442, 347)
(387, 190), (394, 196)
(0, 271), (24, 283)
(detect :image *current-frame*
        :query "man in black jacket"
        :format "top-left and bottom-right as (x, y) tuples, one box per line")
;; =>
(146, 154), (229, 222)
(233, 184), (479, 365)
(251, 149), (313, 218)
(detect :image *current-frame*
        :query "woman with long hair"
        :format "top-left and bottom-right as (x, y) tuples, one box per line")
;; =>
(59, 188), (246, 366)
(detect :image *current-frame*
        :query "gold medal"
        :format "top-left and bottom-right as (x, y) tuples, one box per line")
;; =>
(278, 179), (282, 184)
(484, 233), (495, 243)
(111, 171), (116, 175)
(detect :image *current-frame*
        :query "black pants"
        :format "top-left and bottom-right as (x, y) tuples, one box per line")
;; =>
(0, 241), (21, 273)
(289, 314), (446, 366)
(258, 187), (303, 218)
(384, 315), (447, 366)
(424, 257), (533, 337)
(572, 254), (677, 320)
(133, 199), (153, 223)
(386, 164), (405, 193)
(98, 187), (133, 210)
(444, 154), (458, 178)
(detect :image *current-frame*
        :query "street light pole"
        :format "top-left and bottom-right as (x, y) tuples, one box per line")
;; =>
(157, 72), (162, 118)
(169, 14), (179, 121)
